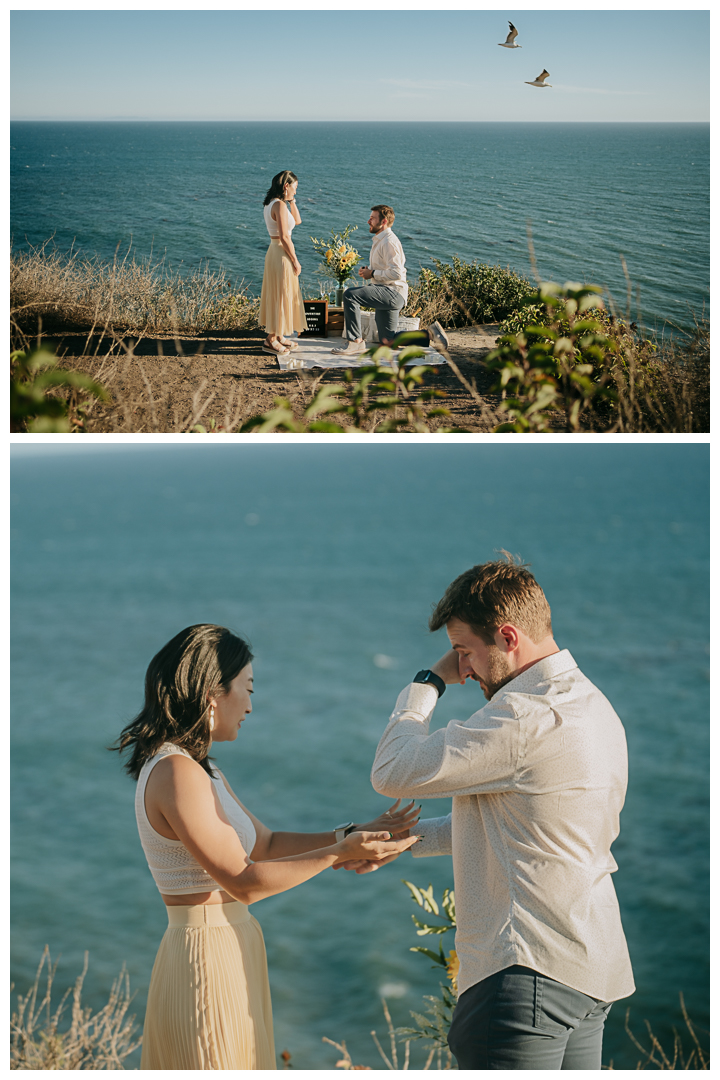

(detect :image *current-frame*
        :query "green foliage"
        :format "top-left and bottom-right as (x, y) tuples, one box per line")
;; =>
(485, 281), (618, 432)
(410, 257), (535, 328)
(239, 340), (453, 434)
(395, 881), (458, 1061)
(498, 300), (549, 337)
(10, 346), (109, 432)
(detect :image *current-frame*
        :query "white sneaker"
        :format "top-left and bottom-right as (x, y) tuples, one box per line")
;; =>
(331, 339), (366, 356)
(427, 322), (450, 358)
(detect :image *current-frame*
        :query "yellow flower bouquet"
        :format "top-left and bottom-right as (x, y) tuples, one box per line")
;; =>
(309, 225), (361, 289)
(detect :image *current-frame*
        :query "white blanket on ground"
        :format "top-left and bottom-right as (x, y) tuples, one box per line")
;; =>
(276, 335), (447, 371)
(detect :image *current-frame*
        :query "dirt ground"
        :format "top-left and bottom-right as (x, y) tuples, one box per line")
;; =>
(41, 325), (506, 433)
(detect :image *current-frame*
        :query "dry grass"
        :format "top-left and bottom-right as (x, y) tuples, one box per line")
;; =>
(10, 243), (708, 434)
(323, 999), (452, 1070)
(10, 946), (141, 1070)
(605, 316), (710, 433)
(605, 994), (709, 1071)
(11, 239), (260, 336)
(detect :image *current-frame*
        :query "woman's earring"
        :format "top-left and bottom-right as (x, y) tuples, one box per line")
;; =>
(209, 704), (215, 732)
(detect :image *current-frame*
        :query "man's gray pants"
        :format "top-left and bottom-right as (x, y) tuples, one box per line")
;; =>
(342, 284), (406, 343)
(447, 965), (613, 1069)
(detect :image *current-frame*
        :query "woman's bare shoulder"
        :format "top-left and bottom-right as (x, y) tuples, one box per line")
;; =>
(149, 751), (212, 790)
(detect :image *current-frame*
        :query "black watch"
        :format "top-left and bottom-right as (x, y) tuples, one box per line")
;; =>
(413, 669), (446, 697)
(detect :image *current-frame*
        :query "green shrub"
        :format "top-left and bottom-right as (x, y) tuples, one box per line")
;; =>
(489, 282), (708, 433)
(11, 346), (109, 432)
(406, 257), (534, 328)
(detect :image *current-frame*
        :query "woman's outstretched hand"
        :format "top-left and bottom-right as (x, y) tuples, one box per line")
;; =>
(334, 829), (419, 866)
(355, 799), (421, 839)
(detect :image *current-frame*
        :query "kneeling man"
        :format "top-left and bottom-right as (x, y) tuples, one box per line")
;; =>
(333, 204), (409, 356)
(371, 556), (635, 1070)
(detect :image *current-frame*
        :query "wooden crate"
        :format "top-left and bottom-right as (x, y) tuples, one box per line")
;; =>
(327, 306), (345, 336)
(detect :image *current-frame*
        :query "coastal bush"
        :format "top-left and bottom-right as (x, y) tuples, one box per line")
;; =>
(486, 282), (710, 433)
(11, 241), (260, 335)
(11, 345), (109, 432)
(405, 258), (534, 329)
(10, 946), (141, 1069)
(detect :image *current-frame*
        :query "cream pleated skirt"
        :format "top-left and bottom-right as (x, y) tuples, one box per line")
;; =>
(258, 240), (308, 336)
(141, 901), (276, 1070)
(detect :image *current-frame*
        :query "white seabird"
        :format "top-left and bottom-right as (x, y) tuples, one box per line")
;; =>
(498, 21), (521, 48)
(525, 69), (552, 87)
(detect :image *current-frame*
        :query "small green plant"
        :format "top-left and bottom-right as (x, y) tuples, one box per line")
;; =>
(393, 881), (458, 1066)
(10, 946), (141, 1069)
(11, 346), (109, 432)
(485, 281), (618, 432)
(239, 340), (453, 433)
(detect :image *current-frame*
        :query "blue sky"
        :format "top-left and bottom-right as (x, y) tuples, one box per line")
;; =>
(10, 9), (709, 122)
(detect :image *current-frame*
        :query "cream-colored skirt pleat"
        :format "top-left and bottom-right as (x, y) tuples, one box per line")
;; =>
(258, 240), (308, 336)
(141, 901), (276, 1070)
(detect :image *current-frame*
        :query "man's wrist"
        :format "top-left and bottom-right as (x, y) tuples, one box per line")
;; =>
(413, 670), (446, 697)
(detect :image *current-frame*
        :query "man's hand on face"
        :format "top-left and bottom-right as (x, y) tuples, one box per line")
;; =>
(430, 649), (462, 685)
(431, 649), (485, 691)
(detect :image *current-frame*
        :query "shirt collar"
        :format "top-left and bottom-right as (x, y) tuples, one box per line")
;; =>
(371, 228), (394, 245)
(493, 649), (578, 698)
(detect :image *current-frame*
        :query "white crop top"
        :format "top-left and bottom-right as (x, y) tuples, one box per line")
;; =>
(263, 198), (295, 239)
(135, 743), (257, 895)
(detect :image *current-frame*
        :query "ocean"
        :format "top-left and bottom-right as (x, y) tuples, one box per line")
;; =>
(10, 121), (709, 333)
(10, 442), (709, 1069)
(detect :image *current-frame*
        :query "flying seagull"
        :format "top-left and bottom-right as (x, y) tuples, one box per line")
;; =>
(498, 21), (521, 48)
(525, 69), (552, 87)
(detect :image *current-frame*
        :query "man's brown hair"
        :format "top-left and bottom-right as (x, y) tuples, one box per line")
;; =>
(371, 204), (395, 226)
(429, 553), (552, 644)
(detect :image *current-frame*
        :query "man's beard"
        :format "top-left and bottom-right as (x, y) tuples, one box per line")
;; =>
(479, 647), (513, 700)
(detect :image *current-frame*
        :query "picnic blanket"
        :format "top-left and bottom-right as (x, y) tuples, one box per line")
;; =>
(276, 335), (447, 371)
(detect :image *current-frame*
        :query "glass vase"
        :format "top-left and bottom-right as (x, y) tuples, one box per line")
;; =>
(335, 285), (345, 306)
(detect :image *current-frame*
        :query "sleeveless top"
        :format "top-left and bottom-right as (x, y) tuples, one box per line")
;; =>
(263, 198), (295, 239)
(135, 743), (257, 895)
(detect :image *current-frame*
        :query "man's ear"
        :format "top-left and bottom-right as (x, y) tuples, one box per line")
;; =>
(496, 624), (520, 653)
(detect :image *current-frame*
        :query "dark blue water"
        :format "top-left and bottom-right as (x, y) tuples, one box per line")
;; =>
(11, 443), (709, 1068)
(10, 121), (709, 332)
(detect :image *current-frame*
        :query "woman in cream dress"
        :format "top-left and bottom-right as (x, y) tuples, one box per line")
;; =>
(259, 170), (308, 355)
(113, 624), (419, 1070)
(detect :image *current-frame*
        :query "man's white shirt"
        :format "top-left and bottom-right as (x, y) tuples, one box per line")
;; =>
(368, 229), (408, 303)
(371, 650), (635, 1004)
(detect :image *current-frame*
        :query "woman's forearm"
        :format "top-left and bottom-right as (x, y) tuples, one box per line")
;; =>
(263, 831), (336, 859)
(226, 845), (339, 904)
(280, 235), (298, 264)
(287, 200), (301, 225)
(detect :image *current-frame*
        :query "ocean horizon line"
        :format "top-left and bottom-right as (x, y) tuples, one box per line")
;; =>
(10, 117), (710, 125)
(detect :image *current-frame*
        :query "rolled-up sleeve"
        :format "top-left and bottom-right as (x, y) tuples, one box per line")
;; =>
(371, 683), (521, 799)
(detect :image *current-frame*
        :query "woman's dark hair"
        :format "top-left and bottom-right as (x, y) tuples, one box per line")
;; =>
(110, 625), (253, 780)
(263, 170), (298, 206)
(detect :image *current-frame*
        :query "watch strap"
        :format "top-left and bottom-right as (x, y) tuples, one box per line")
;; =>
(413, 669), (446, 697)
